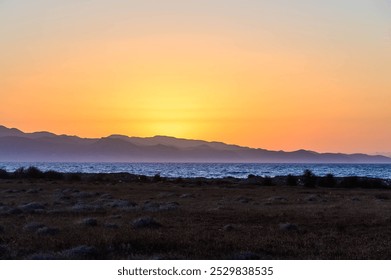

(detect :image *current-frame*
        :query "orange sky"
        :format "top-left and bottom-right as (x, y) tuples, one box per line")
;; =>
(1, 0), (390, 155)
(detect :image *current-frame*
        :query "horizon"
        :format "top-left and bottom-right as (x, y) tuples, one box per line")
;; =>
(1, 1), (391, 155)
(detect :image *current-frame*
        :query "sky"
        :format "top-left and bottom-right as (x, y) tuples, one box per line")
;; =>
(1, 0), (391, 155)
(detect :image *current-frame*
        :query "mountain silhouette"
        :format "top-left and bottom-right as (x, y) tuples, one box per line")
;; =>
(0, 125), (390, 163)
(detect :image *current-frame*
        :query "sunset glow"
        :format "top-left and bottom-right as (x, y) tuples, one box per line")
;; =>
(1, 0), (391, 154)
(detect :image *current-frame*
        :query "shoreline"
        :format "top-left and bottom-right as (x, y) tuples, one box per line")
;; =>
(1, 166), (390, 189)
(1, 162), (391, 180)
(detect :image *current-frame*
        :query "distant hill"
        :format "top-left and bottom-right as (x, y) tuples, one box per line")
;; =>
(0, 125), (390, 163)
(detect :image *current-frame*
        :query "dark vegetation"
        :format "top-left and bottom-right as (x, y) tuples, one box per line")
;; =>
(0, 167), (75, 181)
(0, 168), (9, 179)
(0, 167), (389, 189)
(303, 169), (317, 188)
(318, 173), (337, 188)
(286, 174), (298, 186)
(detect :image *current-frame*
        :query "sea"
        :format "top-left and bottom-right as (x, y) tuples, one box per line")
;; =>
(0, 162), (390, 179)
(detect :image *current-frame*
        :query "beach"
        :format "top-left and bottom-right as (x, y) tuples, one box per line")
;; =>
(0, 172), (390, 260)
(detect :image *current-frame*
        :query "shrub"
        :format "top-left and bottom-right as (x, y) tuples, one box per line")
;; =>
(89, 174), (106, 182)
(174, 177), (183, 184)
(138, 175), (148, 183)
(319, 173), (336, 188)
(286, 174), (297, 186)
(339, 176), (359, 188)
(44, 170), (64, 180)
(262, 176), (274, 186)
(366, 178), (386, 189)
(66, 173), (82, 182)
(0, 169), (10, 179)
(13, 167), (25, 178)
(153, 173), (162, 182)
(25, 166), (44, 179)
(358, 178), (386, 189)
(303, 169), (317, 188)
(338, 177), (386, 189)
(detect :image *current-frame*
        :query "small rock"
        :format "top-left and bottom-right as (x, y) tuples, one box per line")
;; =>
(223, 224), (235, 232)
(100, 194), (113, 199)
(142, 202), (161, 212)
(60, 245), (97, 259)
(268, 196), (288, 202)
(27, 252), (58, 260)
(131, 217), (162, 229)
(26, 189), (40, 194)
(104, 223), (119, 229)
(236, 197), (251, 203)
(36, 227), (60, 236)
(109, 215), (122, 220)
(157, 192), (177, 198)
(80, 218), (98, 227)
(56, 195), (71, 201)
(0, 244), (10, 257)
(305, 195), (320, 202)
(0, 206), (22, 215)
(70, 204), (103, 213)
(232, 251), (262, 260)
(4, 189), (24, 194)
(60, 188), (73, 194)
(72, 191), (95, 199)
(180, 193), (195, 199)
(279, 223), (299, 231)
(23, 222), (46, 232)
(159, 202), (180, 211)
(19, 202), (45, 213)
(105, 199), (137, 209)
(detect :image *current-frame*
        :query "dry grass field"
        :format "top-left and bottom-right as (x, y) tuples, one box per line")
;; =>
(0, 174), (390, 260)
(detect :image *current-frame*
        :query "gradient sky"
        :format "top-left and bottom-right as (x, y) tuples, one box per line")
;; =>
(1, 0), (390, 154)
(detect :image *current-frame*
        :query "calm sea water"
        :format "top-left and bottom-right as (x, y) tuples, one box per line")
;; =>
(0, 162), (390, 179)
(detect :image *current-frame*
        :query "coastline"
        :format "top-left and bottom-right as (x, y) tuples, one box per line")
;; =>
(2, 162), (391, 180)
(1, 166), (390, 188)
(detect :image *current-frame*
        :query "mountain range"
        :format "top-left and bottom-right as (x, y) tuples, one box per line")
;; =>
(0, 125), (390, 163)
